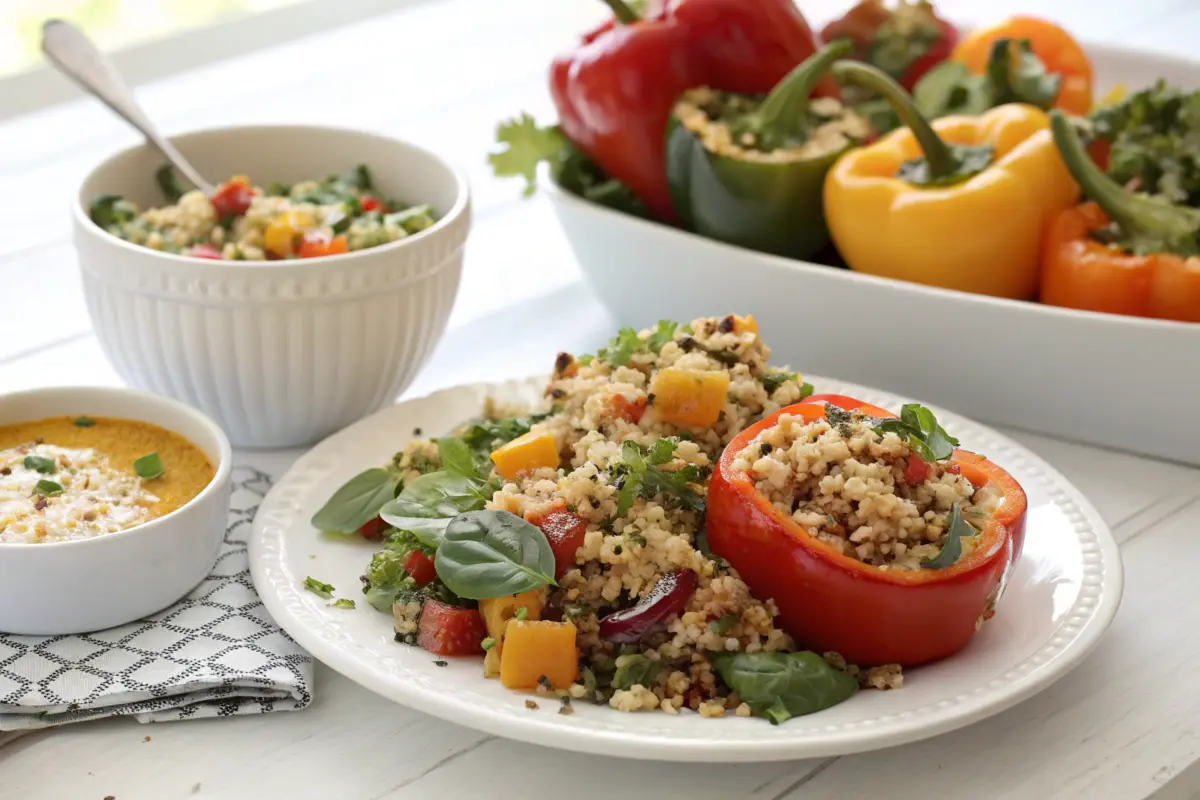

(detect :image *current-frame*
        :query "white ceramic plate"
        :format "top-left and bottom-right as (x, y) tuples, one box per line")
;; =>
(545, 41), (1200, 466)
(250, 376), (1123, 762)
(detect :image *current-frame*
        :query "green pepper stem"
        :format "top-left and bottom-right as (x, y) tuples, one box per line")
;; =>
(599, 0), (639, 24)
(756, 40), (854, 143)
(1048, 110), (1196, 238)
(831, 60), (959, 178)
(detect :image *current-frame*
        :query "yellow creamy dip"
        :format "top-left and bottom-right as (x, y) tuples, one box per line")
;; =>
(0, 416), (214, 544)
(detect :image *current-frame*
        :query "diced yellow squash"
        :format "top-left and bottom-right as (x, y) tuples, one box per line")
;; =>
(490, 431), (559, 480)
(479, 589), (544, 647)
(735, 314), (758, 334)
(263, 210), (316, 258)
(499, 620), (579, 691)
(649, 368), (730, 428)
(484, 646), (501, 678)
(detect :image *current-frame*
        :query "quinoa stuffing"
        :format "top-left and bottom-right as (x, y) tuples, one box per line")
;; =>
(310, 315), (1021, 723)
(88, 163), (436, 260)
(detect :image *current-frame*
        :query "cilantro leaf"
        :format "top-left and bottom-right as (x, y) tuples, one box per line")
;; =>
(610, 440), (705, 518)
(646, 320), (678, 353)
(488, 113), (568, 197)
(873, 403), (959, 463)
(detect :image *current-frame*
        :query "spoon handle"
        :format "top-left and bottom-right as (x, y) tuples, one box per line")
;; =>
(40, 19), (215, 195)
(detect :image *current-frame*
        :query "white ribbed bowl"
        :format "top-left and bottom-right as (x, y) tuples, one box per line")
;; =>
(73, 125), (470, 449)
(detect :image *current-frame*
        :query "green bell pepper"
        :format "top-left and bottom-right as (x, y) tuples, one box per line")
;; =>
(665, 40), (868, 260)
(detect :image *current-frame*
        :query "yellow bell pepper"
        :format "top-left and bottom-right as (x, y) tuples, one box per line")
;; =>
(824, 61), (1078, 300)
(490, 431), (559, 480)
(264, 210), (316, 258)
(649, 368), (730, 428)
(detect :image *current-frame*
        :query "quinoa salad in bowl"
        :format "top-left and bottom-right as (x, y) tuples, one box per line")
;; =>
(88, 164), (436, 260)
(309, 315), (1029, 723)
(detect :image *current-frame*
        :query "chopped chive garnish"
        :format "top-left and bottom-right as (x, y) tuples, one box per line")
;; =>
(303, 577), (335, 599)
(514, 607), (529, 621)
(133, 452), (164, 480)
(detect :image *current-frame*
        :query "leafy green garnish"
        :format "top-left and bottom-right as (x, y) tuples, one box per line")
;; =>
(34, 479), (63, 497)
(340, 164), (373, 191)
(73, 417), (95, 427)
(88, 194), (137, 230)
(330, 598), (356, 609)
(362, 547), (418, 612)
(921, 503), (976, 570)
(872, 403), (959, 463)
(760, 369), (796, 394)
(611, 654), (663, 690)
(587, 320), (680, 369)
(489, 113), (648, 217)
(155, 164), (188, 203)
(304, 577), (335, 599)
(434, 437), (481, 479)
(710, 651), (859, 725)
(459, 411), (553, 464)
(610, 439), (705, 518)
(311, 468), (402, 534)
(798, 382), (814, 400)
(23, 455), (56, 475)
(133, 452), (165, 480)
(433, 510), (557, 600)
(481, 637), (497, 651)
(710, 614), (739, 635)
(379, 471), (493, 548)
(645, 320), (678, 354)
(515, 606), (529, 621)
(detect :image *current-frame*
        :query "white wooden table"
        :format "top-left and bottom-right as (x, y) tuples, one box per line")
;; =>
(3, 1), (1200, 797)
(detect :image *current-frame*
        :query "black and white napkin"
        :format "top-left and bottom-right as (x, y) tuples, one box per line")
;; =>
(0, 467), (312, 733)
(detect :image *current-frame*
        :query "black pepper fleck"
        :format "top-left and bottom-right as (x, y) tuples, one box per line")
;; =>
(760, 442), (771, 456)
(412, 427), (423, 436)
(646, 393), (656, 405)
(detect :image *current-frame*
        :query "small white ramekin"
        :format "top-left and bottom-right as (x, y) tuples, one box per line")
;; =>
(73, 125), (471, 449)
(0, 386), (232, 635)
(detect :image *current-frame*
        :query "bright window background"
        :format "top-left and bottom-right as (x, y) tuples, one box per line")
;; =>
(0, 0), (307, 78)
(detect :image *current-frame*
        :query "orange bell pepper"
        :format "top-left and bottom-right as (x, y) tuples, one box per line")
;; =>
(952, 16), (1093, 115)
(1039, 112), (1200, 323)
(706, 396), (1028, 667)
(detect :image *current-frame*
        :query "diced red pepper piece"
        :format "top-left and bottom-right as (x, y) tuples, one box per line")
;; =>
(416, 599), (488, 656)
(360, 194), (382, 213)
(535, 510), (588, 579)
(903, 453), (933, 484)
(358, 517), (385, 540)
(610, 394), (647, 423)
(187, 243), (223, 260)
(404, 550), (437, 586)
(210, 176), (256, 217)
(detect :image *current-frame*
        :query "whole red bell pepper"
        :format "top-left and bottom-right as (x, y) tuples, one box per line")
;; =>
(820, 0), (958, 92)
(707, 396), (1028, 667)
(549, 0), (835, 223)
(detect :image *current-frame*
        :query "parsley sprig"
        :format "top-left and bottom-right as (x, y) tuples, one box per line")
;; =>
(872, 403), (959, 463)
(609, 439), (705, 518)
(582, 320), (681, 369)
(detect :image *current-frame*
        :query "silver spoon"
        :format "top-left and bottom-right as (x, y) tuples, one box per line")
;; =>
(40, 19), (215, 195)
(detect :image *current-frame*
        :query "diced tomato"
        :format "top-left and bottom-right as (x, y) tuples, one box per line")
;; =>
(357, 517), (385, 539)
(296, 231), (349, 259)
(903, 453), (933, 485)
(537, 510), (588, 579)
(210, 176), (256, 217)
(417, 599), (487, 656)
(359, 194), (382, 213)
(404, 550), (437, 585)
(610, 394), (646, 423)
(187, 243), (223, 260)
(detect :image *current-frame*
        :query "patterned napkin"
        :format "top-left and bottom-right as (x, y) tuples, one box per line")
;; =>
(0, 467), (312, 734)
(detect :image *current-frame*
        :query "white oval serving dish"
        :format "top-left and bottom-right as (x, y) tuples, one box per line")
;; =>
(0, 386), (232, 635)
(250, 376), (1122, 762)
(546, 42), (1200, 466)
(73, 124), (471, 450)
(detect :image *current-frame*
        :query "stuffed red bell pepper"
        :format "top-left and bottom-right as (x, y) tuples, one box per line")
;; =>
(707, 395), (1027, 667)
(546, 0), (836, 222)
(820, 0), (958, 91)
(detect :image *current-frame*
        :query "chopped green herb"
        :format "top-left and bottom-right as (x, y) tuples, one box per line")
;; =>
(330, 598), (356, 609)
(760, 369), (796, 394)
(433, 660), (448, 667)
(155, 164), (188, 203)
(611, 654), (662, 690)
(88, 194), (137, 230)
(304, 577), (335, 599)
(921, 503), (976, 570)
(537, 674), (553, 690)
(73, 417), (95, 427)
(609, 439), (705, 518)
(481, 637), (497, 651)
(34, 479), (63, 497)
(515, 607), (529, 621)
(710, 614), (739, 635)
(23, 455), (56, 475)
(564, 601), (592, 619)
(133, 452), (165, 480)
(646, 320), (679, 353)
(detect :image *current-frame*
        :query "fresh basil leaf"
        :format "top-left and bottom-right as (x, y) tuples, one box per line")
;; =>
(874, 405), (958, 463)
(434, 510), (557, 599)
(34, 479), (64, 497)
(386, 471), (491, 518)
(23, 455), (56, 475)
(88, 194), (137, 229)
(155, 164), (188, 203)
(435, 437), (479, 479)
(921, 503), (974, 570)
(133, 452), (165, 480)
(378, 513), (452, 549)
(611, 654), (662, 690)
(710, 651), (858, 725)
(340, 164), (373, 191)
(311, 468), (402, 533)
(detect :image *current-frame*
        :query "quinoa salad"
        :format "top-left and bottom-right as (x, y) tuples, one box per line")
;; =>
(88, 164), (436, 260)
(310, 315), (1020, 723)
